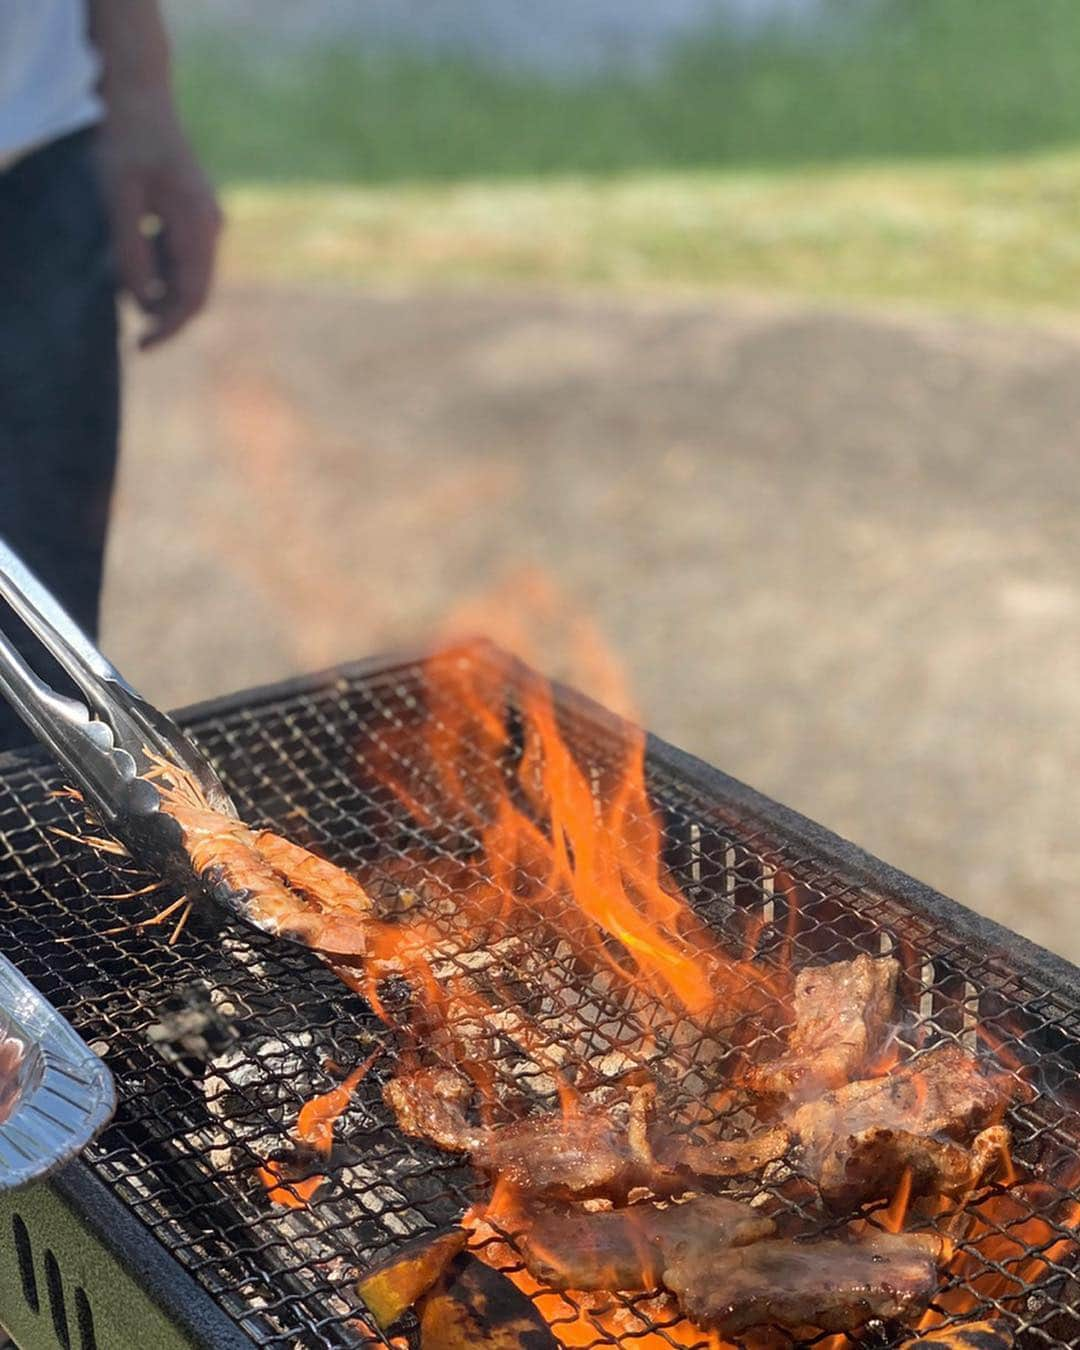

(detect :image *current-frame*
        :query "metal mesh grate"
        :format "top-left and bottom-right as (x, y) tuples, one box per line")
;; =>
(0, 644), (1077, 1348)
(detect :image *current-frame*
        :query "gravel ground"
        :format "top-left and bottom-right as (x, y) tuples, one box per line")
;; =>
(108, 285), (1080, 960)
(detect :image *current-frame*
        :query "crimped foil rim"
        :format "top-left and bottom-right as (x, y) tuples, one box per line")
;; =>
(0, 952), (115, 1191)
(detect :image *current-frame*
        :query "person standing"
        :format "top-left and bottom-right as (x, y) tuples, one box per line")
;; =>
(0, 0), (221, 747)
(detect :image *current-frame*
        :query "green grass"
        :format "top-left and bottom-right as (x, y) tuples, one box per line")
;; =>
(221, 150), (1080, 315)
(179, 0), (1080, 186)
(191, 0), (1080, 314)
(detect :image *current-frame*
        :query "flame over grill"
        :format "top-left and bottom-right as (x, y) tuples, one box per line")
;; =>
(0, 643), (1077, 1346)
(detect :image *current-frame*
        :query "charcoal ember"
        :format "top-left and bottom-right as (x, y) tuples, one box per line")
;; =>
(146, 980), (239, 1075)
(360, 854), (737, 1108)
(370, 972), (419, 1019)
(418, 1252), (557, 1349)
(356, 929), (643, 1115)
(262, 1140), (325, 1184)
(356, 1227), (467, 1331)
(203, 1029), (323, 1170)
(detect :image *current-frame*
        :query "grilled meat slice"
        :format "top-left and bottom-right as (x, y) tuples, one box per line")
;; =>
(384, 1068), (485, 1154)
(473, 1110), (659, 1201)
(670, 1042), (1019, 1205)
(388, 1065), (787, 1198)
(651, 1123), (791, 1179)
(385, 1070), (673, 1200)
(746, 953), (899, 1102)
(810, 1122), (1010, 1211)
(670, 1231), (943, 1335)
(387, 1041), (1018, 1207)
(789, 1043), (1018, 1206)
(519, 1195), (776, 1291)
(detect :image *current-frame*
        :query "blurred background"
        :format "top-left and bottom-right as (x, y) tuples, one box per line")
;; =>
(106, 0), (1080, 957)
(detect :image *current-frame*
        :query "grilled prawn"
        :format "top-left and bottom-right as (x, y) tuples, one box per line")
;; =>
(147, 757), (376, 955)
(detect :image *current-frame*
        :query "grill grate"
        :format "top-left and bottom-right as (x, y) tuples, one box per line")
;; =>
(0, 643), (1077, 1348)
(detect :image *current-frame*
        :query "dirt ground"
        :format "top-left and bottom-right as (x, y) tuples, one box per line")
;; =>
(108, 285), (1080, 960)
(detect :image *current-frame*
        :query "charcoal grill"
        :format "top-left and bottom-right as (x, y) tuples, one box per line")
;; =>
(0, 641), (1077, 1349)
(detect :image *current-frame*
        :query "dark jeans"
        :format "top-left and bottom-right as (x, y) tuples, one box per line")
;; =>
(0, 127), (119, 750)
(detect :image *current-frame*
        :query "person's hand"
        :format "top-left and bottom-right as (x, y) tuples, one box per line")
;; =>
(98, 90), (223, 350)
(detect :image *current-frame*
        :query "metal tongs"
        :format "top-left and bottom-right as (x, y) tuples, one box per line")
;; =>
(0, 536), (237, 885)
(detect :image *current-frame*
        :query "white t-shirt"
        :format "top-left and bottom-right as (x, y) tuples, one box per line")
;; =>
(0, 0), (102, 166)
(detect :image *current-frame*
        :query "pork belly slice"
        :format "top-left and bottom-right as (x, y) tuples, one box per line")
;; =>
(672, 1231), (944, 1336)
(472, 1111), (660, 1202)
(384, 1069), (673, 1200)
(745, 953), (899, 1102)
(384, 1067), (486, 1154)
(651, 1123), (791, 1179)
(518, 1195), (776, 1292)
(789, 1043), (1021, 1207)
(517, 1188), (942, 1334)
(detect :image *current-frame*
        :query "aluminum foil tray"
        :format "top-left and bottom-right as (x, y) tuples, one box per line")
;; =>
(0, 951), (115, 1191)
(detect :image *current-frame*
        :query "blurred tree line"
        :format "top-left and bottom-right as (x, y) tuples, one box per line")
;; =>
(177, 0), (1080, 183)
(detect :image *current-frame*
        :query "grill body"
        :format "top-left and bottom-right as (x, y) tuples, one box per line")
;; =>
(0, 644), (1076, 1349)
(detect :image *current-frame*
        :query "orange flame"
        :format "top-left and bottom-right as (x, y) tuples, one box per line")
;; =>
(361, 644), (778, 1050)
(258, 1052), (379, 1210)
(256, 1161), (323, 1211)
(863, 1034), (903, 1080)
(882, 1166), (914, 1235)
(996, 1133), (1019, 1189)
(916, 1163), (1080, 1331)
(297, 1050), (380, 1156)
(518, 674), (718, 1016)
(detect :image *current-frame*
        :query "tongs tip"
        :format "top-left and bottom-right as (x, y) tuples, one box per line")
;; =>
(0, 536), (235, 874)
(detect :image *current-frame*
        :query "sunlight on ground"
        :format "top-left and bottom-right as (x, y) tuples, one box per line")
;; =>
(220, 151), (1080, 316)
